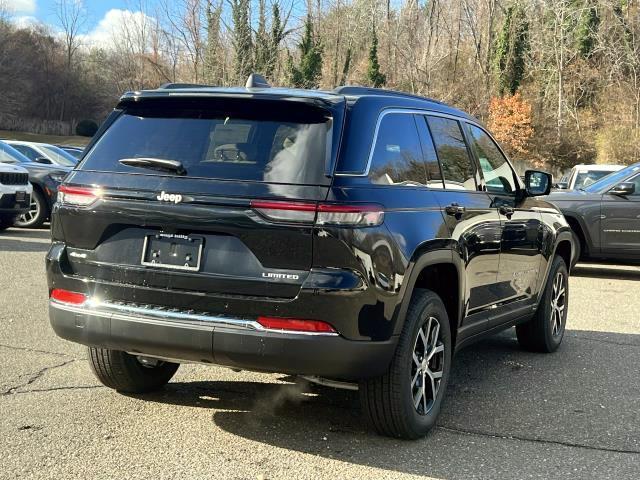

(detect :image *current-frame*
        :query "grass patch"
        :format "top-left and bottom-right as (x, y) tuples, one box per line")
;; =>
(0, 130), (91, 146)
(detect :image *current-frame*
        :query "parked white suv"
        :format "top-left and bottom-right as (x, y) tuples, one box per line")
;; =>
(555, 164), (624, 190)
(0, 163), (32, 230)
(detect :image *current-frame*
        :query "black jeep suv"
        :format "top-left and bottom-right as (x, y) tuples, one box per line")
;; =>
(47, 78), (574, 439)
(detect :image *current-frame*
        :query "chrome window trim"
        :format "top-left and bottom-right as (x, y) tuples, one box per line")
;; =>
(50, 299), (339, 337)
(334, 108), (486, 177)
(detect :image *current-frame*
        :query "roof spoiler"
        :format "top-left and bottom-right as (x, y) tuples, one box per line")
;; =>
(245, 73), (270, 89)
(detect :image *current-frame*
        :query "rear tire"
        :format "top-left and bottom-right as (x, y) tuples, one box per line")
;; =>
(88, 347), (179, 393)
(360, 289), (452, 439)
(516, 255), (568, 353)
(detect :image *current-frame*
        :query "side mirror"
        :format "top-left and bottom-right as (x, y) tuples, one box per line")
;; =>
(34, 157), (52, 165)
(609, 182), (635, 196)
(554, 182), (568, 190)
(524, 170), (552, 196)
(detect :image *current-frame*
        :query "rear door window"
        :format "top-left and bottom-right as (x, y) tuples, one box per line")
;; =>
(368, 113), (427, 186)
(80, 102), (333, 185)
(426, 116), (477, 191)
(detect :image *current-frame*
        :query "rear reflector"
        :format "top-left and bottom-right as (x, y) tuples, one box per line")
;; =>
(50, 289), (87, 305)
(57, 185), (101, 207)
(250, 200), (383, 226)
(257, 316), (337, 333)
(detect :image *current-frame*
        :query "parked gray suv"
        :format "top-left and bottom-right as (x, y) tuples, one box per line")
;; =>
(548, 163), (640, 262)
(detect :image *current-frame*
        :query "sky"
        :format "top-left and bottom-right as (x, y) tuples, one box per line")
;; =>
(4, 0), (154, 44)
(4, 0), (309, 46)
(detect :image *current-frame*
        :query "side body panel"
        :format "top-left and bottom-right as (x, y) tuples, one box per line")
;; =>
(600, 176), (640, 257)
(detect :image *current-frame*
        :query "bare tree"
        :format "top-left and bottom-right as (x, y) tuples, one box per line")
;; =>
(54, 0), (87, 121)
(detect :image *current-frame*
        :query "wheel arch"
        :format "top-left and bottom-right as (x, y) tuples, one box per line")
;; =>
(562, 213), (592, 257)
(536, 230), (574, 309)
(394, 248), (463, 347)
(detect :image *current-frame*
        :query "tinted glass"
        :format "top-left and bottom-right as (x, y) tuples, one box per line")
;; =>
(466, 124), (517, 194)
(41, 145), (77, 166)
(574, 170), (616, 189)
(625, 174), (640, 196)
(81, 106), (332, 185)
(11, 144), (39, 161)
(368, 114), (426, 186)
(427, 116), (476, 190)
(584, 164), (640, 192)
(415, 116), (444, 188)
(0, 142), (30, 164)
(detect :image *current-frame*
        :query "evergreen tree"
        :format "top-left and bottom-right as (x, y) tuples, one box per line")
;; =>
(340, 47), (351, 85)
(254, 0), (269, 75)
(266, 3), (285, 79)
(494, 2), (529, 95)
(231, 0), (253, 82)
(576, 2), (600, 59)
(289, 15), (323, 89)
(204, 1), (222, 84)
(367, 24), (386, 87)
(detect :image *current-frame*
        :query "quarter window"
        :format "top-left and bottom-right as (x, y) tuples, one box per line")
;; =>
(465, 124), (517, 195)
(426, 116), (477, 191)
(368, 113), (427, 186)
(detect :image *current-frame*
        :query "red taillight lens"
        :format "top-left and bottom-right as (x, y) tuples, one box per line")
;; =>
(250, 200), (317, 223)
(250, 200), (384, 226)
(257, 316), (336, 333)
(57, 185), (101, 207)
(50, 289), (87, 305)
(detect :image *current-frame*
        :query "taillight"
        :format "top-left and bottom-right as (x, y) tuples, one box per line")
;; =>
(317, 203), (384, 226)
(57, 185), (101, 207)
(50, 289), (87, 305)
(257, 316), (336, 333)
(250, 200), (317, 223)
(250, 200), (384, 226)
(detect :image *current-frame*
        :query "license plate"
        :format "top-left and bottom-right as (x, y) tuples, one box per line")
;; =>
(15, 191), (26, 203)
(141, 234), (204, 272)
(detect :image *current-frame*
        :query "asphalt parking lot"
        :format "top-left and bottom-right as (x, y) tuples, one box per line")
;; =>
(1, 228), (639, 480)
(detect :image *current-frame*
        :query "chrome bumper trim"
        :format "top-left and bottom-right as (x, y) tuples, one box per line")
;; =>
(49, 299), (339, 336)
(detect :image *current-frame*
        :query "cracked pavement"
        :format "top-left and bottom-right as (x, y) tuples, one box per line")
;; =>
(1, 228), (639, 480)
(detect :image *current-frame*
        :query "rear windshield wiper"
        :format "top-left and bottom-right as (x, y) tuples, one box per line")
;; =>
(119, 157), (187, 175)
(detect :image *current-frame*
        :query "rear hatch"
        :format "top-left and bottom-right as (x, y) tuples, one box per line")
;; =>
(54, 92), (345, 300)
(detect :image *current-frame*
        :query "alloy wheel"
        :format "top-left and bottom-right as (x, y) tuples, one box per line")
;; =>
(16, 196), (39, 226)
(411, 316), (445, 415)
(550, 271), (566, 337)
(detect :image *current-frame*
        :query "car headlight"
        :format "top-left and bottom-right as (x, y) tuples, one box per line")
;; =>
(48, 172), (68, 183)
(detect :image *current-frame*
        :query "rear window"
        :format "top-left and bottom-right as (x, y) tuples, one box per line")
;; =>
(81, 100), (334, 185)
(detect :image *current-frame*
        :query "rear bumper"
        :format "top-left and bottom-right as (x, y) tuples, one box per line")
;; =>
(49, 300), (397, 380)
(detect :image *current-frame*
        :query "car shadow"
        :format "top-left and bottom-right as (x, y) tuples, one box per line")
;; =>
(134, 329), (640, 478)
(0, 228), (51, 252)
(572, 264), (640, 281)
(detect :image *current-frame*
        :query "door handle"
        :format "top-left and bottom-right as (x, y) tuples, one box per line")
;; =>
(445, 203), (466, 216)
(499, 205), (514, 218)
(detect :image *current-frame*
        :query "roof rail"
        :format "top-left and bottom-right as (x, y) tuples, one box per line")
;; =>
(245, 73), (270, 89)
(158, 82), (213, 90)
(333, 85), (443, 104)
